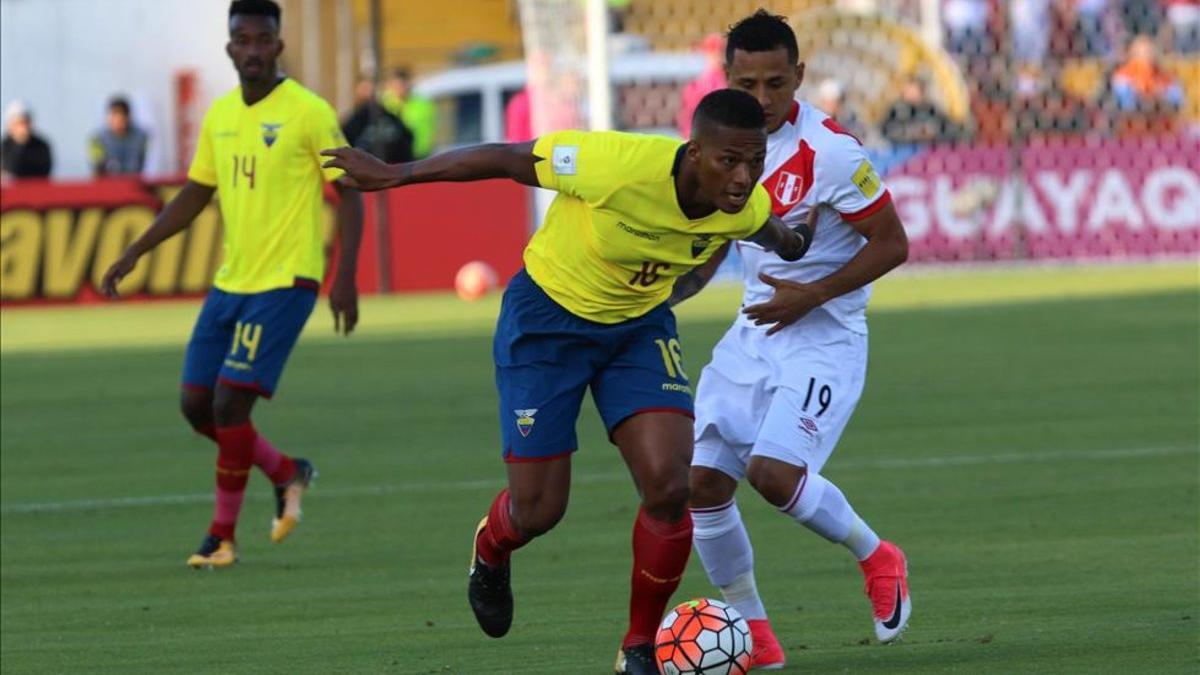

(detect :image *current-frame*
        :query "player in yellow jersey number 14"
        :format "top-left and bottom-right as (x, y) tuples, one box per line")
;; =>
(322, 89), (811, 675)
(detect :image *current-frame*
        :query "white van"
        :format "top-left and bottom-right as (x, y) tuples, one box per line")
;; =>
(414, 51), (707, 149)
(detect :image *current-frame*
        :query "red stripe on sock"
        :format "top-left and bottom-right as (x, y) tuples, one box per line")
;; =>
(210, 422), (257, 541)
(689, 499), (735, 514)
(780, 471), (809, 513)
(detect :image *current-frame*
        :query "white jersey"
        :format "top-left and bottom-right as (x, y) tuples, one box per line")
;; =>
(735, 101), (891, 335)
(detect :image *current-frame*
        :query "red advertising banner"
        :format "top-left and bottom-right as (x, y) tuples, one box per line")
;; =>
(0, 177), (529, 304)
(888, 136), (1200, 262)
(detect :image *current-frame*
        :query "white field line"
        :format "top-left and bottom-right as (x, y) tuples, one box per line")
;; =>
(2, 444), (1195, 516)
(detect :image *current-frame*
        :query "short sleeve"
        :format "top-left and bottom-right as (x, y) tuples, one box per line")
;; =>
(532, 130), (617, 203)
(308, 99), (348, 183)
(187, 108), (217, 187)
(815, 134), (891, 222)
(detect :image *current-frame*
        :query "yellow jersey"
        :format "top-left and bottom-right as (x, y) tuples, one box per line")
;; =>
(188, 79), (346, 293)
(527, 130), (771, 323)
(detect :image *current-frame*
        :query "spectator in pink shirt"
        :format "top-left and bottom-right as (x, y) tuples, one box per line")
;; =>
(676, 33), (726, 137)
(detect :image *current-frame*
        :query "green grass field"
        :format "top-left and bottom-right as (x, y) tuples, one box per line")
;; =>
(2, 265), (1198, 674)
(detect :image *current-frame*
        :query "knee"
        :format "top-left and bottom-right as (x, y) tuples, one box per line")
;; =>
(641, 466), (691, 521)
(747, 457), (804, 509)
(179, 389), (212, 430)
(689, 467), (736, 509)
(510, 492), (567, 538)
(212, 386), (255, 427)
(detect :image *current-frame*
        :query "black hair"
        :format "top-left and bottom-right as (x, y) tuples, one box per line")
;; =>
(391, 68), (412, 82)
(691, 88), (766, 136)
(108, 96), (131, 116)
(725, 9), (799, 65)
(229, 0), (281, 25)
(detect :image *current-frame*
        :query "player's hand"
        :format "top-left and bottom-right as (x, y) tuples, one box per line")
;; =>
(320, 147), (398, 191)
(100, 251), (139, 299)
(742, 273), (827, 336)
(329, 274), (359, 336)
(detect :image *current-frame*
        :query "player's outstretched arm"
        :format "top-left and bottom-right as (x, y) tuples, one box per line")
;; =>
(747, 213), (811, 262)
(669, 243), (729, 307)
(329, 181), (363, 336)
(320, 141), (540, 192)
(100, 180), (215, 298)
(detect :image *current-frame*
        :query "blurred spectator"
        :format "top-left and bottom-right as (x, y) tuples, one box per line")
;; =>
(1, 101), (52, 179)
(342, 78), (414, 163)
(1165, 0), (1200, 53)
(676, 33), (726, 137)
(814, 78), (867, 140)
(1014, 64), (1090, 137)
(943, 0), (991, 57)
(1112, 35), (1184, 111)
(381, 68), (436, 159)
(608, 0), (632, 34)
(881, 75), (958, 146)
(1010, 0), (1052, 66)
(89, 96), (148, 176)
(1066, 0), (1119, 57)
(1120, 0), (1161, 40)
(504, 88), (533, 143)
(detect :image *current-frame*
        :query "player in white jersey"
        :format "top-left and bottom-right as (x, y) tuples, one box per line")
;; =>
(670, 11), (912, 669)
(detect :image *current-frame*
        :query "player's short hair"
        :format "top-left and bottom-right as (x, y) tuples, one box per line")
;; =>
(108, 96), (131, 116)
(726, 9), (799, 65)
(391, 68), (413, 83)
(229, 0), (281, 25)
(691, 89), (766, 137)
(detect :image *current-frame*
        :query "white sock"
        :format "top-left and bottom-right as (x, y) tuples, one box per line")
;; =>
(691, 500), (767, 621)
(781, 472), (881, 561)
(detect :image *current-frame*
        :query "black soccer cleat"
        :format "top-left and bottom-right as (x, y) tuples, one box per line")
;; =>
(614, 644), (657, 675)
(467, 517), (513, 638)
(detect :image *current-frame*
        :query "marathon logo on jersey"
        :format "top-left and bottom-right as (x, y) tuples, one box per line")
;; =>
(552, 146), (578, 175)
(514, 409), (538, 437)
(773, 171), (805, 207)
(852, 160), (882, 199)
(799, 416), (819, 436)
(261, 123), (283, 148)
(691, 234), (713, 258)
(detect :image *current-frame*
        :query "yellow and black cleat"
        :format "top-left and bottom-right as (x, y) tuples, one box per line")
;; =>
(271, 458), (316, 544)
(187, 535), (236, 569)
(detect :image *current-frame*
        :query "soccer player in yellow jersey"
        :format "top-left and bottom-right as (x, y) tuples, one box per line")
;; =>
(322, 88), (809, 674)
(100, 0), (363, 569)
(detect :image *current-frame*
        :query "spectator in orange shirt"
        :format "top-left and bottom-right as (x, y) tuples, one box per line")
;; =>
(1112, 35), (1184, 112)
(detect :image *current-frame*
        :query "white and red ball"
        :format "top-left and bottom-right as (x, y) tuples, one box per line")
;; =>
(454, 260), (498, 301)
(655, 598), (752, 675)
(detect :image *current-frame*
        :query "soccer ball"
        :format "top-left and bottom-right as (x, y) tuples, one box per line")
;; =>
(454, 260), (498, 301)
(655, 598), (752, 675)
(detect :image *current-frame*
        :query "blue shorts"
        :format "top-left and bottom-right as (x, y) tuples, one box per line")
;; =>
(494, 269), (694, 461)
(181, 286), (317, 398)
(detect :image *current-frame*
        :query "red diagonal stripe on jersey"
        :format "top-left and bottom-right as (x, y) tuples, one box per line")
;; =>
(762, 139), (815, 216)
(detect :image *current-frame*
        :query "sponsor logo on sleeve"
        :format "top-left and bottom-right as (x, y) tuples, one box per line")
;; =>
(552, 146), (578, 175)
(852, 160), (881, 199)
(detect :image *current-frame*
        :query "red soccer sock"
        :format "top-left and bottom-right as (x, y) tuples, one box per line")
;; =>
(208, 422), (256, 541)
(253, 434), (296, 485)
(474, 489), (530, 567)
(623, 506), (693, 648)
(196, 423), (294, 485)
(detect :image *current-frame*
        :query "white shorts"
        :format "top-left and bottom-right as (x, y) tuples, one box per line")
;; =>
(692, 310), (867, 479)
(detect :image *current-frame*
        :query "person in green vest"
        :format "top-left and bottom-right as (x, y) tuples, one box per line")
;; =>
(381, 67), (436, 159)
